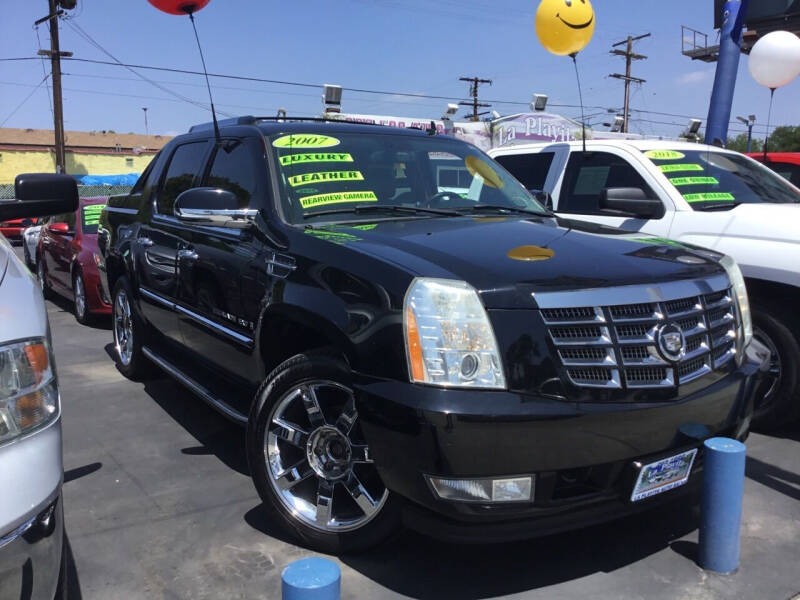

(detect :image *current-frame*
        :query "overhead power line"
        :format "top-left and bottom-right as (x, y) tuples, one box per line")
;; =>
(0, 72), (51, 127)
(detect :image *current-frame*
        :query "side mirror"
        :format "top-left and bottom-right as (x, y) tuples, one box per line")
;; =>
(600, 187), (664, 219)
(49, 222), (70, 235)
(0, 174), (79, 221)
(174, 188), (256, 228)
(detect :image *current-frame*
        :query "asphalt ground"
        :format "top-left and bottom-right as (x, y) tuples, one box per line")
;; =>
(14, 245), (800, 599)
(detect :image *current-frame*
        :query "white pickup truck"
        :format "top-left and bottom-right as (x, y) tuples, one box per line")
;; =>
(489, 140), (800, 429)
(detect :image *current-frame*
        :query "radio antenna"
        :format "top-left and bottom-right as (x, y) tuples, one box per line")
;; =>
(187, 10), (220, 143)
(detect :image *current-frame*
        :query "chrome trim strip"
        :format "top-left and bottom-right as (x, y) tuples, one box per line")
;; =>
(0, 516), (36, 550)
(152, 214), (243, 239)
(103, 206), (139, 215)
(139, 287), (254, 346)
(532, 274), (730, 309)
(566, 368), (622, 389)
(142, 347), (247, 424)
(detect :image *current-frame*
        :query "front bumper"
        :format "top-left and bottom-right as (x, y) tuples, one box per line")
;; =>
(355, 340), (768, 542)
(0, 421), (64, 599)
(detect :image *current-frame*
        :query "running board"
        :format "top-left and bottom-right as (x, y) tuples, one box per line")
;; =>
(142, 346), (248, 425)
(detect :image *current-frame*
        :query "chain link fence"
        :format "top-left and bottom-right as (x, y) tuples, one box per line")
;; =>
(0, 184), (132, 200)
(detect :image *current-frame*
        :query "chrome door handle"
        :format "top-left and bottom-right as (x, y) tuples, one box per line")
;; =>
(136, 237), (154, 247)
(177, 249), (199, 261)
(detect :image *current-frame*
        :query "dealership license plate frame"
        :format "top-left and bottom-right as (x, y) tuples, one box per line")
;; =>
(631, 448), (698, 502)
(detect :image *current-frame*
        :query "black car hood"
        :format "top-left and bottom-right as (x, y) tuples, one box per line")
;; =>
(306, 215), (725, 308)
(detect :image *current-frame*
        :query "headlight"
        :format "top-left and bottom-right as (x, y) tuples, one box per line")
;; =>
(403, 278), (506, 389)
(720, 255), (752, 347)
(0, 338), (59, 445)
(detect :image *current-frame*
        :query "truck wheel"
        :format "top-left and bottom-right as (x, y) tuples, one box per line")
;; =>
(246, 352), (400, 553)
(112, 277), (151, 380)
(751, 305), (800, 429)
(73, 269), (91, 325)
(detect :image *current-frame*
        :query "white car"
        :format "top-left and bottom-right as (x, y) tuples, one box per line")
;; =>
(0, 173), (77, 599)
(22, 223), (43, 269)
(490, 139), (800, 428)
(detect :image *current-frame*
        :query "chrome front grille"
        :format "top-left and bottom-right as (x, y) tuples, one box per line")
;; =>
(542, 287), (739, 389)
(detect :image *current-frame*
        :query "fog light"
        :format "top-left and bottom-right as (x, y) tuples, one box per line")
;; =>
(427, 475), (533, 503)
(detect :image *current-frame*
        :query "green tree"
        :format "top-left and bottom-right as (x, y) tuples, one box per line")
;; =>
(727, 132), (762, 153)
(765, 126), (800, 152)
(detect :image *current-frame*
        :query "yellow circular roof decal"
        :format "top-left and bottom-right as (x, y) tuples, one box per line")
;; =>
(273, 134), (340, 149)
(507, 245), (555, 261)
(465, 156), (504, 189)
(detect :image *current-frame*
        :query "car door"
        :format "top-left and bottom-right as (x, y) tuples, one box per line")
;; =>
(46, 210), (76, 291)
(553, 150), (674, 237)
(175, 137), (266, 384)
(134, 139), (211, 346)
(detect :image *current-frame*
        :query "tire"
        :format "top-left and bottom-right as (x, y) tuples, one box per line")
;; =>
(246, 352), (400, 553)
(111, 277), (152, 380)
(751, 303), (800, 430)
(38, 258), (52, 300)
(73, 269), (91, 325)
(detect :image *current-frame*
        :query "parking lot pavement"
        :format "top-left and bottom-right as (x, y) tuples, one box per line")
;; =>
(16, 245), (797, 599)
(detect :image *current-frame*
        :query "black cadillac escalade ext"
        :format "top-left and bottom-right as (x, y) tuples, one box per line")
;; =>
(98, 117), (768, 552)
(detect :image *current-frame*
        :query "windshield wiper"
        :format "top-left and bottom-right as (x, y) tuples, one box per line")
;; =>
(692, 202), (742, 212)
(456, 204), (550, 217)
(303, 205), (462, 219)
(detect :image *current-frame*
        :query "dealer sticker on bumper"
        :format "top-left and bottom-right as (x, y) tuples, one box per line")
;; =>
(631, 448), (698, 502)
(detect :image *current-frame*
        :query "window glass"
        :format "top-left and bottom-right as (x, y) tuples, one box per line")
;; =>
(493, 152), (555, 191)
(157, 142), (207, 214)
(643, 149), (800, 209)
(205, 139), (258, 209)
(770, 162), (800, 187)
(131, 152), (159, 195)
(559, 152), (656, 214)
(270, 132), (546, 224)
(52, 212), (76, 231)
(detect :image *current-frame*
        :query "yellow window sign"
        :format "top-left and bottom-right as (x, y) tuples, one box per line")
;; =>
(670, 176), (720, 186)
(288, 171), (364, 187)
(300, 191), (378, 210)
(82, 204), (106, 226)
(683, 192), (735, 203)
(273, 134), (340, 148)
(279, 153), (354, 166)
(644, 150), (685, 160)
(659, 163), (704, 173)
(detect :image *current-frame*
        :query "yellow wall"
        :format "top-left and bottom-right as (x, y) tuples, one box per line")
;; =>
(0, 149), (155, 184)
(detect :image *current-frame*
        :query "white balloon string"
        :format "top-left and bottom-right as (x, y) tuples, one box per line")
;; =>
(571, 53), (587, 153)
(763, 88), (774, 161)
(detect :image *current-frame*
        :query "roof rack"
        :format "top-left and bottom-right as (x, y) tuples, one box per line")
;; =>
(187, 115), (368, 133)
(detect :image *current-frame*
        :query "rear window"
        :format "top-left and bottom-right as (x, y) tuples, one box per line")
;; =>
(493, 152), (555, 191)
(81, 203), (106, 234)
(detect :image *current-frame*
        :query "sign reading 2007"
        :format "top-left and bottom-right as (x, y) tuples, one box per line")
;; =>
(273, 134), (341, 149)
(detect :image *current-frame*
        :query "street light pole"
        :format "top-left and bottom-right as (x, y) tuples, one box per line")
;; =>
(736, 115), (756, 152)
(142, 107), (149, 136)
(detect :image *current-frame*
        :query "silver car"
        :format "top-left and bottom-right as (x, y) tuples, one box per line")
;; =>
(0, 174), (77, 600)
(22, 224), (43, 270)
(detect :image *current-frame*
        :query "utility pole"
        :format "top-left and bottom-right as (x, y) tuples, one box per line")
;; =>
(35, 1), (72, 174)
(142, 107), (149, 136)
(609, 33), (650, 133)
(458, 76), (492, 122)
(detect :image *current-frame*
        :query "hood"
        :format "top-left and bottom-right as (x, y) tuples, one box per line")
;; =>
(681, 203), (800, 245)
(0, 241), (48, 340)
(305, 216), (725, 308)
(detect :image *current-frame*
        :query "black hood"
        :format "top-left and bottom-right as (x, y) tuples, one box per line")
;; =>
(303, 215), (725, 308)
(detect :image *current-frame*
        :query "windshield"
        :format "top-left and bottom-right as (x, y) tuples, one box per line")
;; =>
(81, 203), (105, 234)
(269, 131), (547, 224)
(643, 149), (800, 209)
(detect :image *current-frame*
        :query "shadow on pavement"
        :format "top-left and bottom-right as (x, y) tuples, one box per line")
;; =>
(746, 456), (800, 501)
(337, 501), (699, 599)
(46, 294), (111, 331)
(64, 462), (102, 484)
(139, 374), (250, 476)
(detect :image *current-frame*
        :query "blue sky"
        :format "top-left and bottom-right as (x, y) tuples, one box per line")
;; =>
(1, 0), (797, 140)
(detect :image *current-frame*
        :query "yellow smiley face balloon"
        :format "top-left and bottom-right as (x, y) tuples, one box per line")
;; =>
(535, 0), (596, 56)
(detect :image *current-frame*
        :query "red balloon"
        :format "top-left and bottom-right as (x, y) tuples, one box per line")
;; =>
(147, 0), (210, 15)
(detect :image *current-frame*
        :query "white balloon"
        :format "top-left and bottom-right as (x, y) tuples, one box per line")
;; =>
(748, 31), (800, 89)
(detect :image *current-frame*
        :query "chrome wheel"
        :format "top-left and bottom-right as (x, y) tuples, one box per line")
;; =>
(753, 326), (782, 416)
(74, 273), (86, 320)
(266, 381), (388, 533)
(113, 289), (134, 366)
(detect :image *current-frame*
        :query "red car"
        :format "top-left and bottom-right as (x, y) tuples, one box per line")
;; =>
(0, 217), (37, 240)
(747, 152), (800, 187)
(37, 197), (111, 324)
